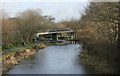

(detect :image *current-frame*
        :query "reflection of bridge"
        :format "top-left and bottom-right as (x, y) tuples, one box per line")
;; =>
(33, 29), (78, 43)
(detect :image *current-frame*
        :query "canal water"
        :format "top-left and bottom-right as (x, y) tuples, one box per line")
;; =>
(7, 44), (91, 74)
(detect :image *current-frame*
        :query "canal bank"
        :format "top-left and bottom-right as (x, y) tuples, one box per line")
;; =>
(2, 43), (46, 75)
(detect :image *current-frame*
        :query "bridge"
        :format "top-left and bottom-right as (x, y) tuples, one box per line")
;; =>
(33, 29), (79, 43)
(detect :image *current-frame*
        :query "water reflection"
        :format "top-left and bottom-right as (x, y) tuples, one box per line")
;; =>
(7, 44), (87, 74)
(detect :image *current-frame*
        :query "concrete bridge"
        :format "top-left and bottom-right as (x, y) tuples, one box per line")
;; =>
(33, 29), (78, 43)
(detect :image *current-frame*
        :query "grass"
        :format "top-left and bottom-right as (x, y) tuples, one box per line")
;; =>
(1, 43), (39, 61)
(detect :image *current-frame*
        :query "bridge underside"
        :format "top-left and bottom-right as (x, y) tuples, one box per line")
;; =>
(33, 32), (77, 43)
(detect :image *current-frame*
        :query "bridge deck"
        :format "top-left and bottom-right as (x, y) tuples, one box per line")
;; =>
(36, 30), (75, 36)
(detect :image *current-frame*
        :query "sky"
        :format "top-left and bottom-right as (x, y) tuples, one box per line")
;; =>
(1, 0), (89, 22)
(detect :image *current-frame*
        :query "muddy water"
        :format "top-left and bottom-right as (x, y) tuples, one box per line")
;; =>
(7, 44), (90, 74)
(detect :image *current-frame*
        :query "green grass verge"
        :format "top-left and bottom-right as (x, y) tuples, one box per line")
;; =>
(1, 43), (39, 61)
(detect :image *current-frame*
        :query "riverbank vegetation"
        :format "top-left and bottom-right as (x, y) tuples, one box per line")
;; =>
(61, 2), (119, 74)
(2, 9), (60, 52)
(79, 2), (119, 74)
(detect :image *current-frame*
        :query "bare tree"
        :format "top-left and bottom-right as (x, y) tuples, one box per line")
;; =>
(16, 9), (57, 43)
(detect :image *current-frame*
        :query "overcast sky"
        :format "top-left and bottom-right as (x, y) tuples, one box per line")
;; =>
(2, 0), (89, 22)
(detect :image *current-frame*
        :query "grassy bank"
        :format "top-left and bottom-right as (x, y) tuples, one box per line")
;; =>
(2, 43), (39, 61)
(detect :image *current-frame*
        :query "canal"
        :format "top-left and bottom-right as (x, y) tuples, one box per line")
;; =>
(7, 44), (91, 74)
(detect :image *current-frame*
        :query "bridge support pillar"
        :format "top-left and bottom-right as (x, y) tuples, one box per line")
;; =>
(70, 32), (76, 40)
(52, 33), (58, 41)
